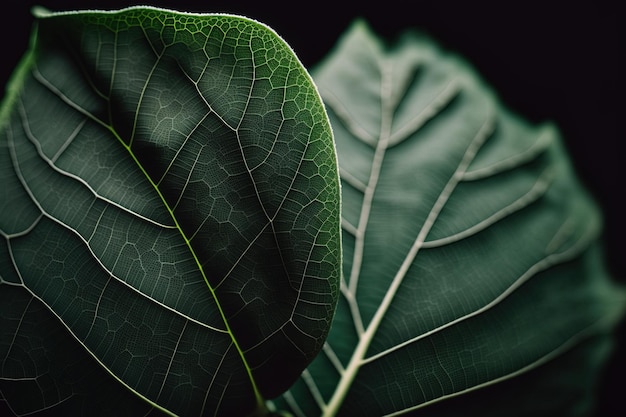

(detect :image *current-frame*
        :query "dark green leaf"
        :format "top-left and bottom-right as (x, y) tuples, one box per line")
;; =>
(0, 7), (340, 416)
(270, 21), (625, 417)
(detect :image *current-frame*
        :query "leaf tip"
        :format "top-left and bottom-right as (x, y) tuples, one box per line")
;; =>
(347, 17), (378, 41)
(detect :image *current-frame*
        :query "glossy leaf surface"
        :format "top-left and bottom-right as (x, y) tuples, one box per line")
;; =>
(0, 7), (340, 417)
(271, 21), (625, 417)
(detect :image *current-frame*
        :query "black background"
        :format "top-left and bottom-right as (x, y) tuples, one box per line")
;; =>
(2, 1), (623, 415)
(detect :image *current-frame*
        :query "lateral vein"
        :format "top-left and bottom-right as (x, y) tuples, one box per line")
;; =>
(323, 91), (494, 416)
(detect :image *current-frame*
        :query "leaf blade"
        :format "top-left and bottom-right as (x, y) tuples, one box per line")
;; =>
(0, 7), (341, 416)
(272, 20), (625, 417)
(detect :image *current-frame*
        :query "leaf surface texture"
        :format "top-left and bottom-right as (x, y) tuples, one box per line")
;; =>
(271, 21), (625, 417)
(0, 7), (340, 417)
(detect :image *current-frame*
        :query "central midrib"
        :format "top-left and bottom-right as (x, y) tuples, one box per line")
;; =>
(107, 20), (267, 413)
(322, 57), (395, 417)
(323, 60), (492, 416)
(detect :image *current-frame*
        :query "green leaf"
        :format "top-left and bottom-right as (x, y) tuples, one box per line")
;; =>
(270, 21), (626, 416)
(0, 6), (340, 417)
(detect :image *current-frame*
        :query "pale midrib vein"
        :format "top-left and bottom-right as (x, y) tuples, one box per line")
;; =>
(342, 59), (396, 339)
(362, 214), (600, 365)
(382, 314), (619, 416)
(337, 75), (460, 244)
(322, 99), (494, 417)
(336, 75), (462, 263)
